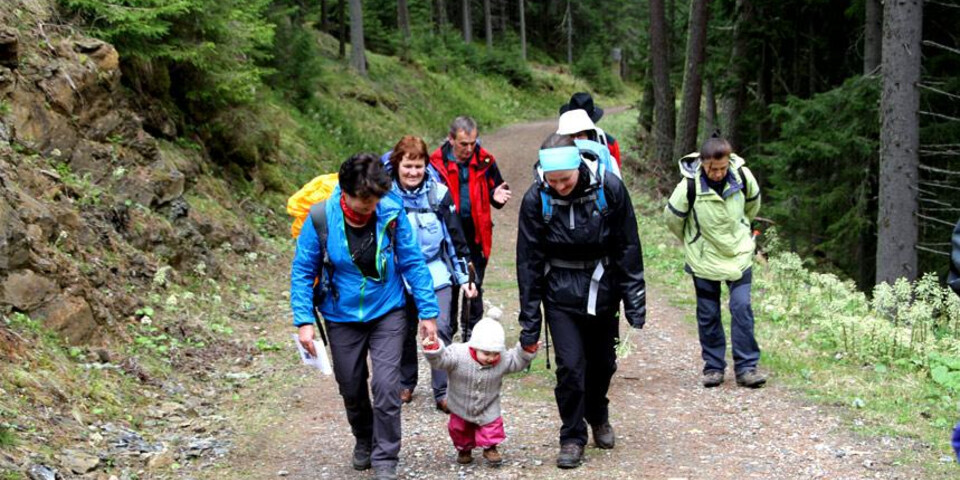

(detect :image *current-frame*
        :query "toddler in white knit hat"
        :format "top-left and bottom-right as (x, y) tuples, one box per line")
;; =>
(423, 318), (538, 467)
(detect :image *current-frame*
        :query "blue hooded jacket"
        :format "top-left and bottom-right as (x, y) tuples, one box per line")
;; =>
(290, 187), (440, 326)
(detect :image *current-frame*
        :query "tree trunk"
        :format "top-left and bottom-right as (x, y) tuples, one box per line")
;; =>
(338, 0), (346, 59)
(566, 0), (573, 64)
(722, 0), (752, 151)
(864, 0), (882, 74)
(321, 0), (329, 32)
(704, 78), (717, 137)
(649, 0), (676, 173)
(675, 0), (710, 159)
(519, 0), (526, 60)
(876, 0), (922, 285)
(462, 0), (473, 43)
(484, 0), (493, 48)
(349, 0), (367, 75)
(398, 0), (411, 60)
(499, 0), (508, 35)
(667, 0), (675, 66)
(398, 0), (411, 41)
(639, 65), (655, 134)
(434, 0), (447, 31)
(757, 41), (773, 142)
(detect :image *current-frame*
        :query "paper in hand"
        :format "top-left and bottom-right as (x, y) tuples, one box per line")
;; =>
(291, 333), (333, 375)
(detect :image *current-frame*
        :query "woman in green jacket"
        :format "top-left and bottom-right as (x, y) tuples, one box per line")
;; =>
(664, 135), (766, 389)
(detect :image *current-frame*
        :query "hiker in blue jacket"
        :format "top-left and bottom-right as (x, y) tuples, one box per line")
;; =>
(386, 135), (478, 413)
(290, 153), (439, 480)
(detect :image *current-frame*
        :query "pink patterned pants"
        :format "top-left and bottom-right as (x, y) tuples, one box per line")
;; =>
(447, 413), (506, 450)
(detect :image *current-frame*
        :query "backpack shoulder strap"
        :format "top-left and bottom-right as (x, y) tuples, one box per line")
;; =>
(738, 166), (759, 202)
(309, 200), (328, 248)
(595, 187), (608, 215)
(427, 183), (441, 212)
(540, 190), (553, 223)
(686, 177), (696, 213)
(594, 169), (609, 215)
(308, 200), (338, 301)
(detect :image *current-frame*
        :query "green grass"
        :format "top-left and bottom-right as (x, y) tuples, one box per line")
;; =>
(0, 424), (16, 447)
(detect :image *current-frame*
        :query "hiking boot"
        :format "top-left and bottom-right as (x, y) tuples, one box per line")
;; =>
(352, 439), (372, 471)
(702, 370), (724, 388)
(436, 398), (450, 414)
(556, 443), (583, 469)
(400, 388), (413, 403)
(590, 422), (615, 449)
(736, 369), (767, 388)
(482, 446), (503, 467)
(456, 449), (473, 465)
(373, 465), (397, 480)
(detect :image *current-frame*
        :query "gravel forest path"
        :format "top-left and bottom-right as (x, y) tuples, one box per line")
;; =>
(226, 112), (914, 480)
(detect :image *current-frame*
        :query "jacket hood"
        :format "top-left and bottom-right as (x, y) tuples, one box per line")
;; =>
(678, 152), (746, 179)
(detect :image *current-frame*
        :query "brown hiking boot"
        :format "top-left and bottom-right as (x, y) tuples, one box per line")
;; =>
(556, 443), (583, 469)
(482, 446), (503, 467)
(400, 389), (413, 403)
(736, 369), (767, 388)
(456, 449), (473, 465)
(702, 370), (724, 388)
(590, 422), (615, 449)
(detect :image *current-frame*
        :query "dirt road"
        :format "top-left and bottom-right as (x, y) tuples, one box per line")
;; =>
(224, 113), (915, 479)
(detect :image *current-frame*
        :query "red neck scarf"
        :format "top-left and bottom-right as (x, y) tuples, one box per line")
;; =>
(468, 347), (500, 367)
(340, 195), (374, 226)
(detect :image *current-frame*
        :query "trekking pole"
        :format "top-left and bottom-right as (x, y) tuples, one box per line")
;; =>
(463, 263), (477, 342)
(544, 314), (552, 370)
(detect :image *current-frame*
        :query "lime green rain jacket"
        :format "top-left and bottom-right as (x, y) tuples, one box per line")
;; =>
(664, 153), (761, 282)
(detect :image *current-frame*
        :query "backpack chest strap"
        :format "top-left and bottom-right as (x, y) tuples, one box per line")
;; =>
(544, 256), (610, 316)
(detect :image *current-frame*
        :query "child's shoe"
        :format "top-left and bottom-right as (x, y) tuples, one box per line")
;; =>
(482, 446), (503, 467)
(456, 449), (473, 465)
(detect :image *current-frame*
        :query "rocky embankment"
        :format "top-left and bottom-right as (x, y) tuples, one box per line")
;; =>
(1, 1), (280, 478)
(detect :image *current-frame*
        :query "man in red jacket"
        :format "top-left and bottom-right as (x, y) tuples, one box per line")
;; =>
(430, 116), (511, 341)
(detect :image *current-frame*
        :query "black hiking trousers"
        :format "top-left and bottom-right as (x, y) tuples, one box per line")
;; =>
(547, 305), (619, 447)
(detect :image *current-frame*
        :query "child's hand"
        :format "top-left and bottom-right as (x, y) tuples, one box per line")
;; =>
(522, 341), (541, 354)
(422, 333), (440, 351)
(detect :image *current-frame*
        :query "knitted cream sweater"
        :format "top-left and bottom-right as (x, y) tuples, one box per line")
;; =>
(424, 342), (536, 425)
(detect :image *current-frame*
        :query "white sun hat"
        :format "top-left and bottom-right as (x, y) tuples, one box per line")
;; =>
(557, 109), (597, 136)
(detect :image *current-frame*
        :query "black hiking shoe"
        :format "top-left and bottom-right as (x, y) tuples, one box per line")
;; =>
(352, 439), (372, 470)
(702, 370), (724, 388)
(556, 443), (583, 469)
(735, 369), (767, 388)
(591, 422), (615, 449)
(373, 465), (397, 480)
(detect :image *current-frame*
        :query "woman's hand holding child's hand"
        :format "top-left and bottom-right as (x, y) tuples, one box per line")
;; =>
(422, 334), (440, 351)
(522, 341), (542, 354)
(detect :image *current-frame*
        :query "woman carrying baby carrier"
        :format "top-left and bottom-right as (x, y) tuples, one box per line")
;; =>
(516, 134), (647, 469)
